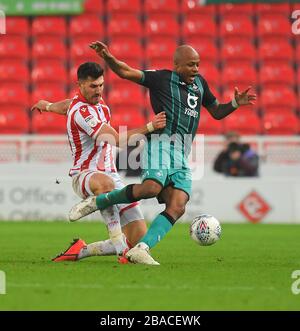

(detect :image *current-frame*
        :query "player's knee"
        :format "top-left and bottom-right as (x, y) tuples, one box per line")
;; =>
(141, 182), (162, 198)
(93, 176), (115, 195)
(167, 204), (186, 219)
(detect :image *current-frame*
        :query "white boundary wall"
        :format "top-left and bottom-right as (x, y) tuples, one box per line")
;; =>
(0, 135), (299, 223)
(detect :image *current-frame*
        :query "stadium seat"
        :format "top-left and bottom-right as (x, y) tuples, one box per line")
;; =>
(110, 109), (146, 130)
(146, 58), (172, 70)
(69, 38), (100, 63)
(0, 61), (29, 84)
(183, 37), (217, 62)
(6, 17), (29, 36)
(182, 15), (217, 38)
(144, 0), (179, 15)
(69, 15), (103, 39)
(219, 3), (253, 15)
(259, 62), (295, 86)
(0, 84), (29, 107)
(221, 63), (256, 86)
(220, 15), (255, 39)
(31, 36), (67, 61)
(258, 38), (293, 62)
(31, 17), (67, 37)
(109, 37), (143, 61)
(84, 0), (104, 13)
(260, 86), (297, 109)
(263, 112), (300, 135)
(0, 108), (29, 134)
(31, 63), (68, 85)
(145, 15), (180, 39)
(0, 36), (29, 61)
(181, 1), (216, 15)
(108, 87), (144, 108)
(255, 3), (291, 15)
(107, 14), (142, 38)
(262, 106), (296, 115)
(197, 111), (223, 135)
(31, 112), (67, 134)
(31, 85), (67, 104)
(107, 0), (142, 14)
(257, 14), (291, 38)
(224, 110), (261, 134)
(145, 38), (177, 61)
(220, 38), (256, 62)
(199, 63), (220, 87)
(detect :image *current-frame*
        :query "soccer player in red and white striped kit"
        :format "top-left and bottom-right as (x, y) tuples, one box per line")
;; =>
(32, 62), (166, 263)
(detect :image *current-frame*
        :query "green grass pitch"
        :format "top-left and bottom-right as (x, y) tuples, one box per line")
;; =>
(0, 221), (299, 310)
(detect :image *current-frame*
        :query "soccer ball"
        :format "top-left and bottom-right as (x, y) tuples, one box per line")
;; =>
(190, 214), (221, 246)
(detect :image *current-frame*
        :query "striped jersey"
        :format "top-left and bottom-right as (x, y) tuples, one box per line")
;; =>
(67, 91), (116, 176)
(139, 70), (217, 155)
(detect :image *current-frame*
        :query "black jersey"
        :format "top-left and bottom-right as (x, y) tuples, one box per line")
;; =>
(139, 69), (217, 149)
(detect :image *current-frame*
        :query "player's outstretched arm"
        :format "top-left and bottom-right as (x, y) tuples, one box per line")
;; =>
(89, 41), (143, 83)
(96, 112), (166, 147)
(206, 86), (257, 120)
(31, 99), (72, 115)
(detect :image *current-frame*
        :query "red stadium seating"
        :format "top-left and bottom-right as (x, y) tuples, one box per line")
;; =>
(146, 58), (172, 70)
(197, 111), (223, 135)
(262, 106), (296, 115)
(107, 14), (142, 38)
(31, 112), (66, 134)
(183, 37), (217, 62)
(31, 17), (67, 37)
(69, 15), (103, 39)
(220, 15), (255, 39)
(182, 15), (217, 38)
(32, 36), (67, 61)
(222, 63), (256, 86)
(6, 17), (29, 36)
(144, 0), (179, 15)
(107, 0), (142, 14)
(224, 110), (261, 134)
(31, 63), (68, 85)
(221, 38), (256, 62)
(0, 36), (29, 61)
(259, 62), (295, 86)
(108, 87), (144, 108)
(145, 38), (177, 61)
(0, 84), (29, 107)
(219, 4), (254, 15)
(145, 15), (180, 39)
(109, 37), (143, 61)
(84, 0), (104, 13)
(255, 3), (291, 15)
(110, 109), (146, 130)
(257, 14), (291, 38)
(181, 1), (216, 15)
(69, 38), (100, 63)
(0, 61), (29, 84)
(260, 85), (297, 109)
(258, 38), (293, 62)
(199, 63), (220, 87)
(0, 108), (29, 134)
(31, 85), (67, 104)
(263, 112), (300, 135)
(295, 42), (300, 63)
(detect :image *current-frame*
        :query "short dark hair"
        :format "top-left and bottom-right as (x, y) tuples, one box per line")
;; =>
(77, 62), (104, 81)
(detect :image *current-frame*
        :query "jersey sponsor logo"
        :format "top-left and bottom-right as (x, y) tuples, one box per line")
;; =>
(85, 115), (100, 128)
(187, 93), (199, 109)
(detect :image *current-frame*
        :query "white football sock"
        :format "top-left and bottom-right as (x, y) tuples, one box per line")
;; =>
(78, 239), (116, 259)
(101, 206), (128, 255)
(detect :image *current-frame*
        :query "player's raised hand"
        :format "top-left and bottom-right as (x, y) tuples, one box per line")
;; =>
(152, 112), (167, 130)
(31, 100), (51, 114)
(89, 41), (111, 59)
(234, 86), (257, 106)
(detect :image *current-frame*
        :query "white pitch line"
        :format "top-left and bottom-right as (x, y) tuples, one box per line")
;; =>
(7, 283), (276, 291)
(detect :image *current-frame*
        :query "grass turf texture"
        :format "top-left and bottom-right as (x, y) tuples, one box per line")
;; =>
(0, 221), (299, 310)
